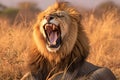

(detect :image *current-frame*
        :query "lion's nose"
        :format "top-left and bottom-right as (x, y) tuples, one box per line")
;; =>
(45, 15), (54, 21)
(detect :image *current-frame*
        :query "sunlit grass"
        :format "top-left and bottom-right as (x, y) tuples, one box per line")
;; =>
(0, 21), (33, 80)
(0, 3), (120, 80)
(82, 6), (120, 79)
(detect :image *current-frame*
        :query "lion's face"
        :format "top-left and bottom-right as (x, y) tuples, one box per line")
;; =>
(33, 2), (83, 62)
(40, 11), (71, 52)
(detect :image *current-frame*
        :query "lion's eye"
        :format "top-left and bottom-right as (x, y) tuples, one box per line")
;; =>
(57, 13), (64, 17)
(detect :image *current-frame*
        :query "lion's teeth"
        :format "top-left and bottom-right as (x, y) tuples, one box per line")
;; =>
(45, 23), (58, 31)
(46, 24), (49, 26)
(45, 26), (47, 30)
(53, 41), (56, 45)
(45, 24), (48, 29)
(53, 25), (56, 30)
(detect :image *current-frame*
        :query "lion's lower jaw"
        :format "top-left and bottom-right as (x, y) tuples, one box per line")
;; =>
(46, 45), (61, 52)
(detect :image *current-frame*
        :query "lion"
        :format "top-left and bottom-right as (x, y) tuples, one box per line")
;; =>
(21, 2), (116, 80)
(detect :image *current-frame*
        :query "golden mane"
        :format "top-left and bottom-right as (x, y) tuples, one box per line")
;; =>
(33, 2), (89, 63)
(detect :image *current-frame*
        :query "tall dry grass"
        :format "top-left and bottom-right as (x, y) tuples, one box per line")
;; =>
(0, 20), (33, 80)
(82, 5), (120, 79)
(0, 2), (120, 80)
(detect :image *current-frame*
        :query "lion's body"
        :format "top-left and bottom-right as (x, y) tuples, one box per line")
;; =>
(21, 2), (116, 80)
(48, 62), (116, 80)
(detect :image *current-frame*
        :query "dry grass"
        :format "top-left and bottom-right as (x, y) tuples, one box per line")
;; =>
(82, 6), (120, 79)
(0, 21), (33, 80)
(0, 3), (120, 80)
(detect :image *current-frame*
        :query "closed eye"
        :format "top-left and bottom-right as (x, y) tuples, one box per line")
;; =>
(56, 12), (65, 17)
(56, 14), (64, 17)
(56, 11), (67, 18)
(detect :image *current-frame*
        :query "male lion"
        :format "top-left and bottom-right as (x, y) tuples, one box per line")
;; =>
(21, 2), (116, 80)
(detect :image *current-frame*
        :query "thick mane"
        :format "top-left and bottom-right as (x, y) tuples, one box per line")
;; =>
(58, 2), (90, 60)
(33, 2), (89, 64)
(72, 25), (89, 60)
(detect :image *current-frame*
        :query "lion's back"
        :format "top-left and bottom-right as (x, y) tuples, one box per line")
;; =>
(86, 68), (116, 80)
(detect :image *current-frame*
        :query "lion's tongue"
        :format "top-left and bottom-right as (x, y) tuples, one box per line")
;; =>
(49, 32), (57, 45)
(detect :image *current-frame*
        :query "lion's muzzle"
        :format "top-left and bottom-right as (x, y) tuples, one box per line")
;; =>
(42, 15), (62, 52)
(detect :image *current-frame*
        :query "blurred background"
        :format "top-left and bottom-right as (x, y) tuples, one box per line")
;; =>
(1, 0), (120, 9)
(0, 0), (120, 80)
(0, 0), (120, 24)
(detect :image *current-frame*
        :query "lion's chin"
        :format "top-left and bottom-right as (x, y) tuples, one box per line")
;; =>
(46, 45), (61, 52)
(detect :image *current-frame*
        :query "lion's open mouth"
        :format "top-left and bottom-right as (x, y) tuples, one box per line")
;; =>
(44, 23), (61, 48)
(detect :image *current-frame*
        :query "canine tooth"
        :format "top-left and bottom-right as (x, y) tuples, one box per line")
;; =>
(53, 41), (56, 45)
(46, 24), (49, 26)
(45, 26), (47, 30)
(53, 25), (56, 30)
(50, 20), (59, 26)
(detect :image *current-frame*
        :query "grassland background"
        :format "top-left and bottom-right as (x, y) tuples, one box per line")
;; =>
(0, 2), (120, 80)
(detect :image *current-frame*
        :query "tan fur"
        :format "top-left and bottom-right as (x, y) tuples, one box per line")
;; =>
(21, 2), (116, 80)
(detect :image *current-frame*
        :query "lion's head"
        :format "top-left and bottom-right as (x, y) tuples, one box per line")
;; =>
(33, 2), (89, 63)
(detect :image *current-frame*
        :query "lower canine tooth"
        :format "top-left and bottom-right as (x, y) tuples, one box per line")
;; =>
(48, 41), (56, 45)
(53, 41), (56, 45)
